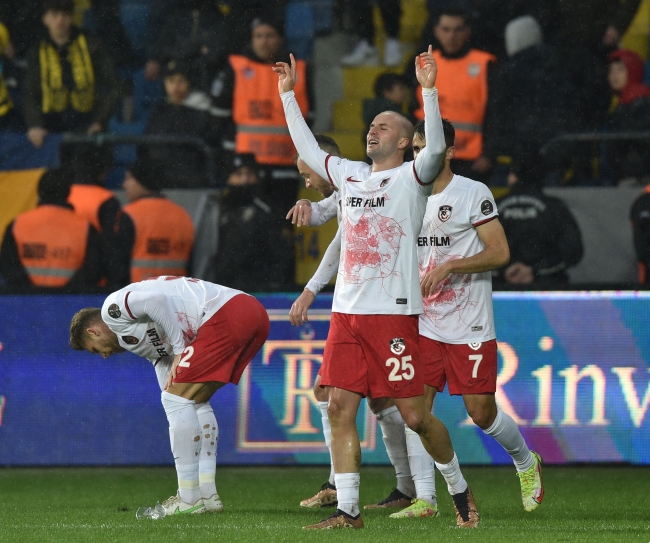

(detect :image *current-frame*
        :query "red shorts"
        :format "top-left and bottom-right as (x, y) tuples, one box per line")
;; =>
(420, 335), (497, 395)
(173, 294), (270, 385)
(320, 313), (424, 399)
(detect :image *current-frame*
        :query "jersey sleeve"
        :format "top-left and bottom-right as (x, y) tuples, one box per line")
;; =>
(309, 192), (339, 227)
(305, 226), (341, 294)
(411, 87), (446, 194)
(469, 183), (499, 227)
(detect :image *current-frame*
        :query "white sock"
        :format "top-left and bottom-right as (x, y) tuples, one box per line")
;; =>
(335, 473), (360, 517)
(195, 402), (218, 499)
(376, 406), (414, 497)
(405, 426), (436, 506)
(484, 408), (534, 472)
(318, 401), (335, 486)
(161, 391), (201, 505)
(435, 453), (468, 496)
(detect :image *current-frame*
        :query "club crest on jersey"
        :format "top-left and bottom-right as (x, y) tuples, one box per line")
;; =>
(107, 304), (121, 318)
(438, 205), (453, 222)
(380, 177), (391, 187)
(481, 200), (494, 215)
(468, 342), (482, 351)
(121, 335), (139, 345)
(390, 338), (406, 355)
(468, 62), (481, 77)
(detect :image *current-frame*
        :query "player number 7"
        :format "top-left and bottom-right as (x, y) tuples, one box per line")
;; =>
(469, 354), (483, 378)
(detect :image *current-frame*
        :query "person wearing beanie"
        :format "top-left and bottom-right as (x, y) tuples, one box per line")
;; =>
(0, 167), (103, 288)
(605, 49), (650, 185)
(112, 159), (195, 285)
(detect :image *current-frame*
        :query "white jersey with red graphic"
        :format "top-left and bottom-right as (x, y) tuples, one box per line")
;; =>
(418, 175), (499, 343)
(281, 86), (446, 315)
(101, 276), (244, 364)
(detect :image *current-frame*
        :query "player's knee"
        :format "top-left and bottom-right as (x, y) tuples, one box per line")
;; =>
(468, 406), (493, 429)
(313, 382), (327, 402)
(327, 399), (353, 427)
(401, 409), (426, 434)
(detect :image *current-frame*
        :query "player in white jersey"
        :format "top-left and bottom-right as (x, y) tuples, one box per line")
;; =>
(69, 276), (270, 516)
(289, 137), (420, 513)
(274, 47), (479, 529)
(413, 119), (544, 512)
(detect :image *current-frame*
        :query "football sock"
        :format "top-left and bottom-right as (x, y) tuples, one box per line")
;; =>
(161, 391), (201, 505)
(335, 473), (360, 517)
(195, 402), (218, 499)
(405, 426), (437, 506)
(376, 406), (415, 497)
(435, 453), (468, 496)
(483, 408), (534, 472)
(318, 401), (336, 486)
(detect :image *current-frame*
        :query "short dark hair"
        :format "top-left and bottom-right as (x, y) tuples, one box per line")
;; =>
(43, 0), (75, 14)
(373, 73), (407, 97)
(38, 167), (73, 202)
(295, 134), (342, 163)
(412, 119), (456, 149)
(69, 307), (101, 350)
(436, 6), (471, 26)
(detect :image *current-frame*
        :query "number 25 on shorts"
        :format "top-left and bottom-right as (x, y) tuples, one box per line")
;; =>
(386, 355), (414, 382)
(179, 346), (194, 368)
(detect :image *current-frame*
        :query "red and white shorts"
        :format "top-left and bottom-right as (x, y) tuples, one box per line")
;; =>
(320, 313), (424, 399)
(420, 335), (497, 395)
(173, 294), (270, 385)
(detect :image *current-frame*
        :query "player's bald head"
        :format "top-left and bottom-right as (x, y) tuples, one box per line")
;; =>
(380, 111), (414, 142)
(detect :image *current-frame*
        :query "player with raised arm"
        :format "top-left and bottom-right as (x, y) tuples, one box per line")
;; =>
(69, 276), (269, 516)
(274, 47), (480, 529)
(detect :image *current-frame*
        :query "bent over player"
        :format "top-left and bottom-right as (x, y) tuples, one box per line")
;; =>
(274, 47), (479, 529)
(69, 276), (269, 515)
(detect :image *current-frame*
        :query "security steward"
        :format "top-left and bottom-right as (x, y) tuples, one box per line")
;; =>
(0, 167), (103, 288)
(211, 14), (310, 213)
(113, 158), (194, 284)
(413, 6), (495, 182)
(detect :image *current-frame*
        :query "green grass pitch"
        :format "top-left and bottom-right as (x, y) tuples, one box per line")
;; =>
(0, 465), (648, 543)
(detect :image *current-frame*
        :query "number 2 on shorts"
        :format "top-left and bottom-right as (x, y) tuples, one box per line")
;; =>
(386, 355), (415, 381)
(179, 346), (194, 367)
(469, 354), (483, 378)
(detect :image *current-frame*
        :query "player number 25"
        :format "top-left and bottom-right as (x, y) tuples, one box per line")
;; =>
(469, 354), (483, 378)
(386, 355), (414, 382)
(178, 346), (194, 368)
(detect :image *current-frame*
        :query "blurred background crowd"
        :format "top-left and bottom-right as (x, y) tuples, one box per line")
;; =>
(1, 0), (650, 292)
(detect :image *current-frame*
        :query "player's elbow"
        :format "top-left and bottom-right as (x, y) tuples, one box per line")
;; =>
(498, 243), (510, 268)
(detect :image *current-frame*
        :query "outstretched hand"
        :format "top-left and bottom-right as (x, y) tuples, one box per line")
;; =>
(415, 45), (437, 89)
(272, 53), (297, 94)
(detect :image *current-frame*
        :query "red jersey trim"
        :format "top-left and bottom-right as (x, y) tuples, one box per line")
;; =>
(413, 162), (434, 186)
(325, 155), (335, 187)
(472, 215), (498, 227)
(124, 291), (135, 319)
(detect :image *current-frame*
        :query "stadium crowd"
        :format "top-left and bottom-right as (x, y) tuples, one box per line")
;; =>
(0, 0), (649, 290)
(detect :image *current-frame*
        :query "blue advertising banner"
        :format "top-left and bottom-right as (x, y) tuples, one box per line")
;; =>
(0, 292), (648, 466)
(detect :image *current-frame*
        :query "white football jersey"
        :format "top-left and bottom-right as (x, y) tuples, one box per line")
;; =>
(418, 175), (499, 343)
(101, 276), (243, 364)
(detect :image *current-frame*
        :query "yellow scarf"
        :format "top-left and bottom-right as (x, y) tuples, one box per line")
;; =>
(39, 33), (95, 114)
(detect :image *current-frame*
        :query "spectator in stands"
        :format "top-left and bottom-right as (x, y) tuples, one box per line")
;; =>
(0, 0), (41, 60)
(485, 16), (580, 185)
(0, 167), (103, 288)
(209, 153), (288, 291)
(412, 6), (495, 182)
(226, 0), (287, 56)
(23, 0), (120, 148)
(363, 73), (411, 131)
(144, 0), (229, 90)
(144, 59), (221, 188)
(605, 49), (650, 186)
(630, 185), (650, 284)
(340, 0), (404, 67)
(211, 14), (310, 212)
(0, 21), (21, 131)
(494, 153), (584, 286)
(88, 0), (137, 70)
(113, 158), (194, 285)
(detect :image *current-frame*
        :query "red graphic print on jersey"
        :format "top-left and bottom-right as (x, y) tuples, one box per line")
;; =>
(176, 311), (199, 343)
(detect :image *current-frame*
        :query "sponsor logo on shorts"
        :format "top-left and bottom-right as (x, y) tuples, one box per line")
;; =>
(438, 205), (452, 222)
(121, 335), (139, 345)
(481, 200), (494, 216)
(468, 342), (482, 351)
(396, 298), (407, 304)
(471, 325), (483, 332)
(107, 304), (121, 319)
(393, 381), (412, 392)
(390, 338), (406, 355)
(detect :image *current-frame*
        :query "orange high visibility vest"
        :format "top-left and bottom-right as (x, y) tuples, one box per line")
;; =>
(415, 49), (495, 161)
(68, 184), (115, 232)
(123, 197), (194, 282)
(230, 54), (309, 166)
(13, 205), (89, 287)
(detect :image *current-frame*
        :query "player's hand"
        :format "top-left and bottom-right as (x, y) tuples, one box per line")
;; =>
(420, 262), (450, 298)
(164, 353), (182, 390)
(27, 127), (48, 148)
(272, 53), (297, 94)
(505, 262), (534, 284)
(286, 199), (313, 226)
(289, 288), (316, 326)
(415, 45), (437, 89)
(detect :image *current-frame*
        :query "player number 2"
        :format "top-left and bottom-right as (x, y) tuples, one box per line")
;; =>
(179, 346), (194, 367)
(386, 355), (414, 382)
(469, 354), (483, 378)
